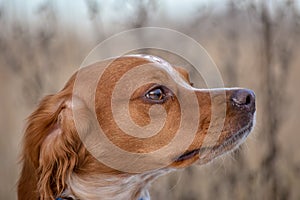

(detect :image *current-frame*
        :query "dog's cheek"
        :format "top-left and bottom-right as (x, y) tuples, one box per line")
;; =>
(129, 98), (152, 127)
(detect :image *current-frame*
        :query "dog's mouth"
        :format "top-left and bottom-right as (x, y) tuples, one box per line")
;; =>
(218, 121), (254, 149)
(174, 121), (254, 163)
(175, 149), (201, 162)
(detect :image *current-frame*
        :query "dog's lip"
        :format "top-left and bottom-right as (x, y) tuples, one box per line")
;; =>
(209, 121), (254, 157)
(174, 149), (201, 162)
(174, 148), (211, 162)
(174, 121), (254, 163)
(221, 121), (253, 147)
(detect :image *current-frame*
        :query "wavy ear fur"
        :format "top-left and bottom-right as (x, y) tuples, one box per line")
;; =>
(18, 92), (88, 200)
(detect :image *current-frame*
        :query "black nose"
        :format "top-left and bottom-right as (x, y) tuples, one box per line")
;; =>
(231, 89), (256, 113)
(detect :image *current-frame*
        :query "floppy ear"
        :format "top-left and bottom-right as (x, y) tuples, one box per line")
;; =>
(38, 97), (82, 199)
(18, 93), (90, 200)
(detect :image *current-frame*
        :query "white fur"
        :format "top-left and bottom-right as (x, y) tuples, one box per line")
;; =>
(64, 169), (172, 200)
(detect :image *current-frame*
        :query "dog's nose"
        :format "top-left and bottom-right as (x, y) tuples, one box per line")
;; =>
(231, 89), (256, 114)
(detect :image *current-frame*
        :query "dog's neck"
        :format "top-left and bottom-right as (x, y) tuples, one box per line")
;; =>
(63, 169), (172, 200)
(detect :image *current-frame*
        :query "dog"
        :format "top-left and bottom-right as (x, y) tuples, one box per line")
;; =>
(18, 55), (255, 200)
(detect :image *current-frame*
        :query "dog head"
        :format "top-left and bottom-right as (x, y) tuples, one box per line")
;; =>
(19, 55), (255, 199)
(71, 54), (255, 169)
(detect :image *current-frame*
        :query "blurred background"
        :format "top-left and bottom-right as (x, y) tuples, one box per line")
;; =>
(1, 0), (300, 199)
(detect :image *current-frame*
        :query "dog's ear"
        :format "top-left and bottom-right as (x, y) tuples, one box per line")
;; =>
(174, 67), (193, 86)
(18, 94), (90, 200)
(38, 96), (80, 199)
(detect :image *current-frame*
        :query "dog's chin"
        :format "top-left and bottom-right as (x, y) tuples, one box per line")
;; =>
(174, 120), (254, 166)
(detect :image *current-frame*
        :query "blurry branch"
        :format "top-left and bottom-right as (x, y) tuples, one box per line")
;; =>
(129, 0), (157, 28)
(224, 1), (239, 86)
(86, 0), (100, 19)
(85, 0), (105, 41)
(185, 4), (214, 38)
(259, 1), (294, 199)
(36, 0), (57, 46)
(123, 0), (158, 30)
(23, 0), (59, 104)
(260, 0), (276, 172)
(0, 0), (60, 106)
(0, 5), (2, 20)
(84, 0), (158, 41)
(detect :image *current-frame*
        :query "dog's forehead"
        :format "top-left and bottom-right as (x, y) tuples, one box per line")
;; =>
(117, 55), (191, 90)
(125, 54), (185, 80)
(80, 54), (176, 78)
(127, 54), (171, 67)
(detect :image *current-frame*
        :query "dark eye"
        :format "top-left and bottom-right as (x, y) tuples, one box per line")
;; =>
(145, 88), (165, 101)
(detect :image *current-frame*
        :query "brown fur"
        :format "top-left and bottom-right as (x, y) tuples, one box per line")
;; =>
(18, 55), (255, 200)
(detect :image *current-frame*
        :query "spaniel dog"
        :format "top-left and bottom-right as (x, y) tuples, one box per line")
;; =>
(18, 55), (255, 200)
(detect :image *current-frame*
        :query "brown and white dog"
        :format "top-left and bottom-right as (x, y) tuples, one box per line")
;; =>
(18, 55), (255, 200)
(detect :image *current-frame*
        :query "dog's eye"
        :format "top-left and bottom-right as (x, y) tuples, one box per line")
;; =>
(146, 88), (164, 101)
